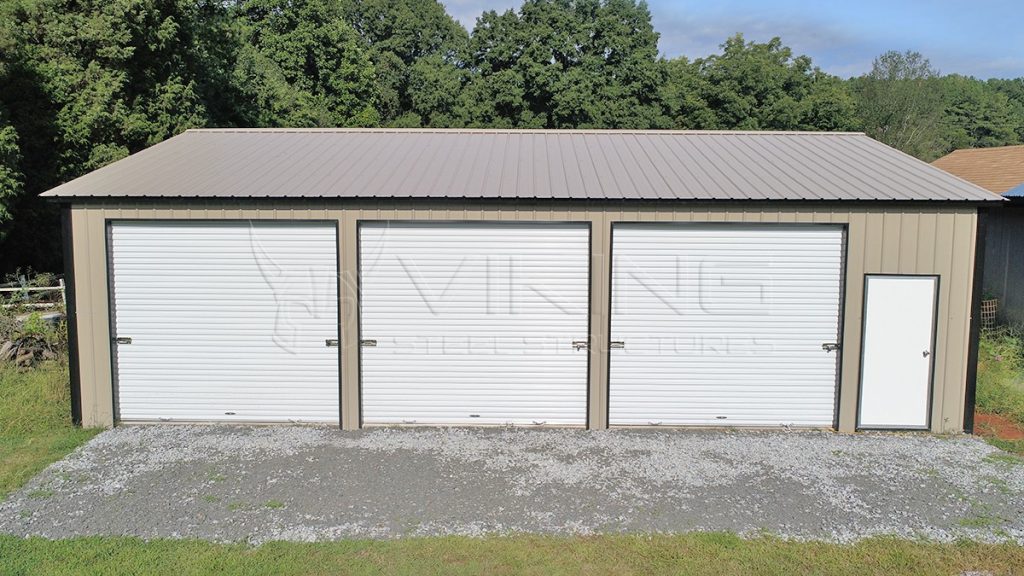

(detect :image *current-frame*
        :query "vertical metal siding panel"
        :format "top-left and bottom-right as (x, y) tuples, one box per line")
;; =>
(930, 212), (956, 427)
(589, 211), (610, 428)
(838, 210), (867, 432)
(881, 212), (902, 273)
(899, 212), (920, 275)
(341, 210), (360, 429)
(941, 212), (975, 431)
(916, 212), (938, 271)
(71, 208), (102, 426)
(862, 212), (885, 272)
(87, 208), (114, 426)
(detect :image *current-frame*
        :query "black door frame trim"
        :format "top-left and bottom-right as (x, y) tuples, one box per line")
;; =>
(61, 206), (83, 425)
(963, 208), (988, 434)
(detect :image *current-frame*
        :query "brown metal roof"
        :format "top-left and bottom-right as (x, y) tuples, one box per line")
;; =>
(932, 145), (1024, 194)
(42, 129), (1003, 202)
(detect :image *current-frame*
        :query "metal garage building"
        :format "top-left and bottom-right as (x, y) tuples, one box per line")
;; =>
(43, 129), (1002, 433)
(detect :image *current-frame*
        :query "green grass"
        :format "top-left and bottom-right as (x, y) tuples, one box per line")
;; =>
(1, 534), (1024, 575)
(977, 329), (1024, 425)
(1, 342), (1023, 573)
(0, 361), (99, 500)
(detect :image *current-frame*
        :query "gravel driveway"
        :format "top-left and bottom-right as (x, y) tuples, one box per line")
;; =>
(1, 426), (1022, 544)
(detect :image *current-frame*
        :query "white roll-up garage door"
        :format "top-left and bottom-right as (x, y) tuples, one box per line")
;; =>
(609, 224), (844, 427)
(359, 223), (590, 426)
(109, 221), (340, 422)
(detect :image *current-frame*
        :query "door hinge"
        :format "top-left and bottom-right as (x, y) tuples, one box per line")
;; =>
(360, 339), (377, 347)
(822, 342), (840, 353)
(572, 339), (589, 351)
(325, 338), (340, 348)
(115, 337), (132, 345)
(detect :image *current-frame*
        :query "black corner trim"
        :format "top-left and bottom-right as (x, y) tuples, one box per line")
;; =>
(61, 206), (83, 426)
(963, 207), (988, 434)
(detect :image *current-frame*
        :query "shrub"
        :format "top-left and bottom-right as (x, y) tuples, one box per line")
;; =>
(0, 270), (67, 368)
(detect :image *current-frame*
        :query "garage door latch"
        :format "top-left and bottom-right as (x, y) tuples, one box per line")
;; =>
(821, 342), (841, 353)
(609, 341), (625, 349)
(360, 339), (378, 347)
(115, 337), (132, 345)
(572, 339), (589, 351)
(325, 339), (339, 347)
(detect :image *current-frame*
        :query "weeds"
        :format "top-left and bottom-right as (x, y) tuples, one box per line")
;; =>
(977, 328), (1024, 428)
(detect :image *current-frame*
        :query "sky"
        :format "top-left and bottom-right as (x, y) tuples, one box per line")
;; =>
(442, 0), (1024, 79)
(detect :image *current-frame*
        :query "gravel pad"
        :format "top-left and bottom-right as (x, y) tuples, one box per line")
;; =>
(1, 426), (1022, 544)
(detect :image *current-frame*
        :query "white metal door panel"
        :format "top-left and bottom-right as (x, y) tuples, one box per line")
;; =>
(359, 223), (590, 425)
(858, 275), (937, 429)
(110, 221), (340, 422)
(609, 224), (844, 427)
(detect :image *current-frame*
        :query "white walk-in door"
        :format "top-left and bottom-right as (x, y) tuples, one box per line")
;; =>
(109, 221), (340, 422)
(359, 223), (590, 425)
(858, 275), (938, 429)
(609, 224), (844, 427)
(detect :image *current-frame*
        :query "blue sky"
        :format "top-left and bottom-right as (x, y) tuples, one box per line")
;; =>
(442, 0), (1024, 78)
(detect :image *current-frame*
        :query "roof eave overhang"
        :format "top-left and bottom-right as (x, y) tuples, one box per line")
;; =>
(44, 195), (1007, 207)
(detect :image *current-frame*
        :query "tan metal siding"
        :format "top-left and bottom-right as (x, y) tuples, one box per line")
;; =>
(68, 202), (978, 433)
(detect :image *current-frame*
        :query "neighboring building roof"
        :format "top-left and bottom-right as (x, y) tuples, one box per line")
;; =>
(1006, 182), (1024, 198)
(42, 129), (1002, 202)
(932, 145), (1024, 194)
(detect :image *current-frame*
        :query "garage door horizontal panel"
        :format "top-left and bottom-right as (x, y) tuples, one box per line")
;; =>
(110, 221), (340, 423)
(360, 223), (589, 426)
(609, 224), (843, 428)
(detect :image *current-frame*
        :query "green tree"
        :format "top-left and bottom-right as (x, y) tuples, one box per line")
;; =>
(0, 0), (231, 271)
(988, 78), (1024, 143)
(941, 75), (1020, 150)
(0, 110), (22, 234)
(664, 35), (857, 131)
(339, 0), (469, 126)
(850, 50), (947, 160)
(458, 0), (669, 129)
(232, 0), (379, 127)
(0, 20), (24, 234)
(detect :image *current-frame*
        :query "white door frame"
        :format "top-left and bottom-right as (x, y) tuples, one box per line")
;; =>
(856, 273), (940, 430)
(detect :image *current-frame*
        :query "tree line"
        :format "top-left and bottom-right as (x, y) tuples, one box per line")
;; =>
(1, 0), (1022, 273)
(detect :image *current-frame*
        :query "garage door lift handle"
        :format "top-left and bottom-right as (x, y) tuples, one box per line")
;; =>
(325, 339), (339, 348)
(572, 340), (589, 351)
(609, 341), (625, 349)
(115, 337), (132, 345)
(361, 339), (377, 347)
(821, 342), (840, 353)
